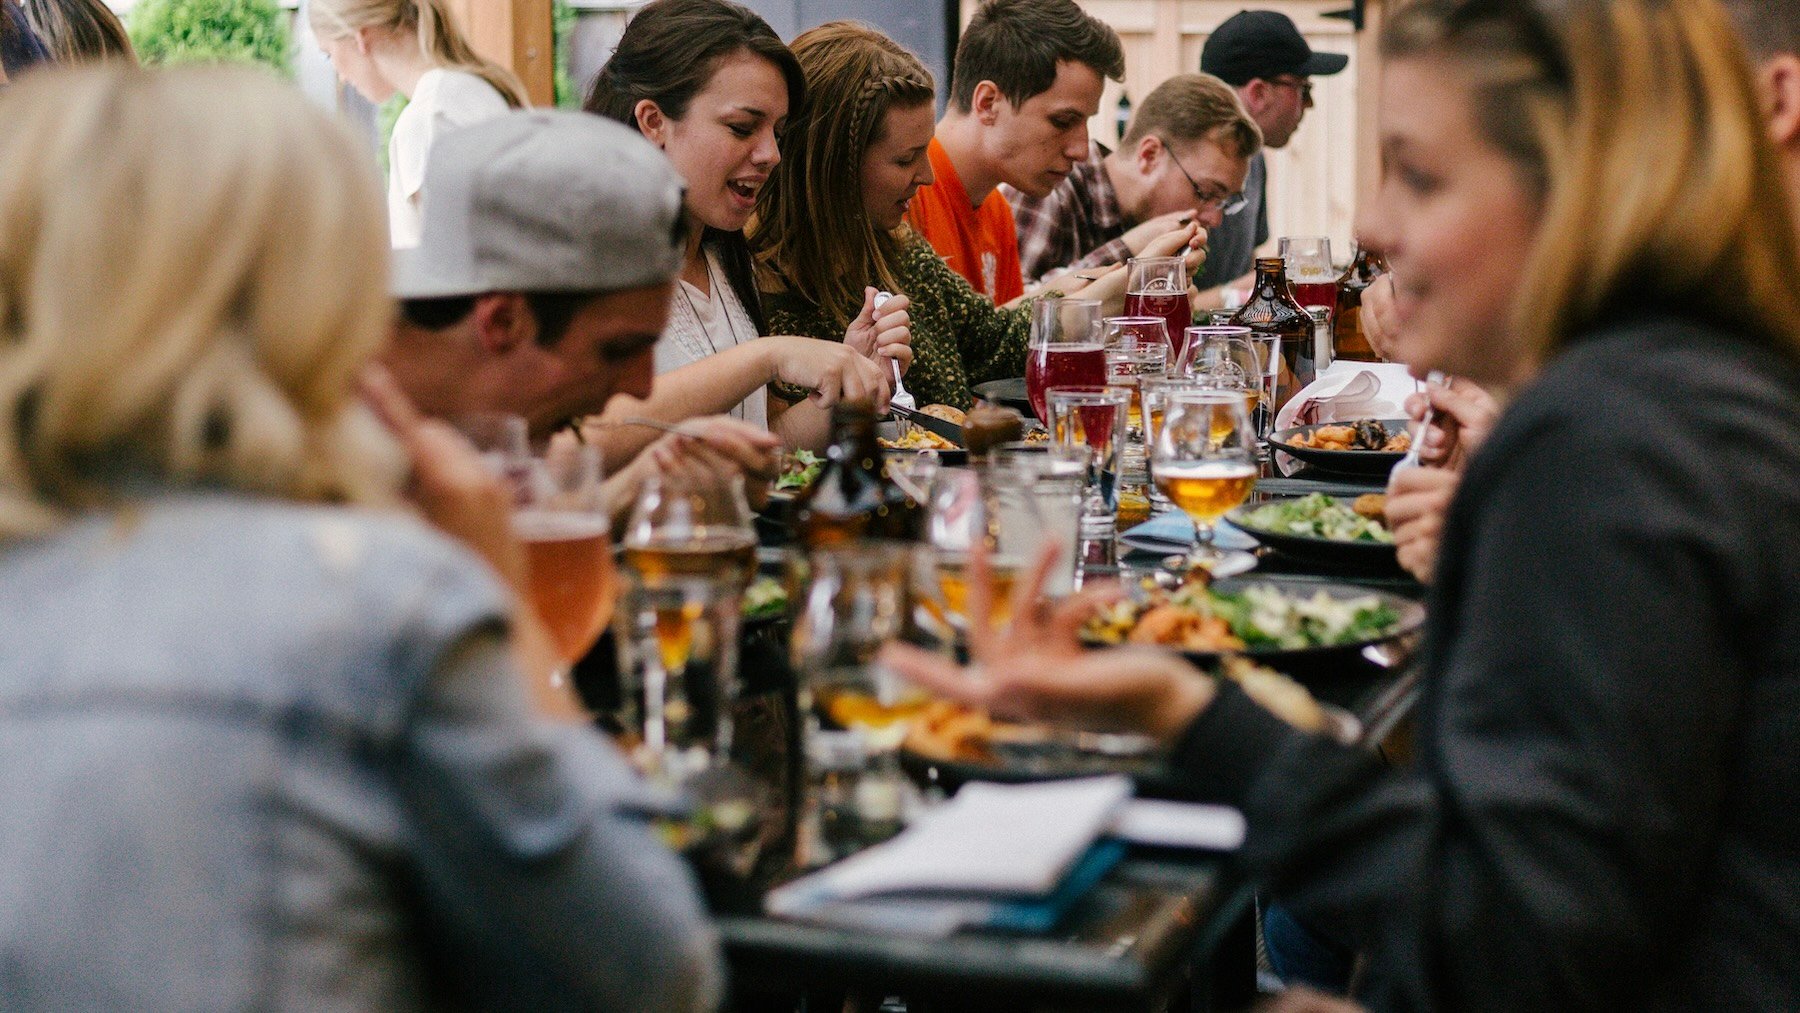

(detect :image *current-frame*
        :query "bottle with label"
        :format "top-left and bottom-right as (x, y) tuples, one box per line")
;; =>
(1333, 245), (1387, 362)
(791, 400), (924, 550)
(1229, 257), (1314, 409)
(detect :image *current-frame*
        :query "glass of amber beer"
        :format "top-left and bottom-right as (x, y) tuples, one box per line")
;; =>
(515, 438), (617, 696)
(1151, 389), (1258, 571)
(615, 472), (758, 781)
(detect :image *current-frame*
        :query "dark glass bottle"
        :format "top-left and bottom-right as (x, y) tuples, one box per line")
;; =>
(791, 401), (923, 549)
(1333, 245), (1387, 363)
(1229, 257), (1314, 409)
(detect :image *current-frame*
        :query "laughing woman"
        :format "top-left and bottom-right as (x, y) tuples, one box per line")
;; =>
(584, 0), (904, 454)
(751, 22), (1199, 412)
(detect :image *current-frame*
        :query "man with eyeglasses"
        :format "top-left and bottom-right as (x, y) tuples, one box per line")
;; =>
(1009, 72), (1261, 287)
(1198, 9), (1347, 304)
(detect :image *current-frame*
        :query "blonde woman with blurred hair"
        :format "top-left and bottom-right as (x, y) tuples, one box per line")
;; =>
(0, 65), (718, 1011)
(309, 0), (527, 247)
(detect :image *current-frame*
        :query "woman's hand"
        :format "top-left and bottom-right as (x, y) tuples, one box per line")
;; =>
(1363, 273), (1403, 363)
(1385, 464), (1461, 584)
(760, 335), (894, 410)
(844, 287), (915, 374)
(360, 364), (525, 592)
(879, 543), (1216, 745)
(1404, 377), (1500, 472)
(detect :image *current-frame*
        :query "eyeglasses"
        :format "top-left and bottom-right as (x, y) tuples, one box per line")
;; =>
(1271, 76), (1314, 104)
(1158, 139), (1248, 216)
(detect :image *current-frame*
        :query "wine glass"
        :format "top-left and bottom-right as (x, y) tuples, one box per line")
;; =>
(1124, 256), (1192, 361)
(1025, 296), (1105, 423)
(514, 438), (615, 705)
(615, 471), (758, 779)
(1151, 390), (1259, 571)
(1279, 236), (1337, 318)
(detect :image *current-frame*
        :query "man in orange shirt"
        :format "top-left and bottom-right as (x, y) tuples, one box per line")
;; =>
(907, 0), (1124, 304)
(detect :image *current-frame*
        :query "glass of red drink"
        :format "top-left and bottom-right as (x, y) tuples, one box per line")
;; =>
(1279, 236), (1338, 318)
(1124, 255), (1193, 359)
(1026, 296), (1105, 423)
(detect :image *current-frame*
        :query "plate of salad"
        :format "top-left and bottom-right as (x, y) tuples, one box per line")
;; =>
(1228, 494), (1402, 572)
(1082, 574), (1423, 680)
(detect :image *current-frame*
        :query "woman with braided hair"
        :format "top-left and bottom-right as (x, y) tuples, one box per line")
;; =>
(751, 21), (1196, 412)
(584, 0), (905, 455)
(309, 0), (526, 247)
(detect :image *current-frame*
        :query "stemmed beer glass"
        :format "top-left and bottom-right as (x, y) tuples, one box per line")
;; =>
(1151, 390), (1259, 571)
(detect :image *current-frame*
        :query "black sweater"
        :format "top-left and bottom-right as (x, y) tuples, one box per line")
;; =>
(1172, 317), (1800, 1009)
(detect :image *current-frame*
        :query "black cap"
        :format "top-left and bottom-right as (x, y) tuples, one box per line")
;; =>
(1200, 10), (1349, 86)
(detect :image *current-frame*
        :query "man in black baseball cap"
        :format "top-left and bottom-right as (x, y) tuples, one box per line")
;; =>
(1194, 10), (1348, 299)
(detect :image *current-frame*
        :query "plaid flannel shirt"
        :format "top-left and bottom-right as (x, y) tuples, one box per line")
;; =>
(1005, 141), (1134, 286)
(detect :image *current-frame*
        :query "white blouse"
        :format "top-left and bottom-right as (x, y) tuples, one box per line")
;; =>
(387, 69), (511, 249)
(654, 248), (768, 428)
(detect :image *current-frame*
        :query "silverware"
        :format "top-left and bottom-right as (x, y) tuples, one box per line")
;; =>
(1392, 370), (1447, 472)
(873, 290), (915, 414)
(598, 416), (706, 438)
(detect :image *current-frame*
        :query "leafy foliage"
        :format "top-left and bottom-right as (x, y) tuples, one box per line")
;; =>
(128, 0), (292, 74)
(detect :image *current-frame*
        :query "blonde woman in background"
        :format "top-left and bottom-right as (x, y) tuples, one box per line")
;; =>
(0, 65), (718, 1010)
(309, 0), (527, 247)
(18, 0), (134, 63)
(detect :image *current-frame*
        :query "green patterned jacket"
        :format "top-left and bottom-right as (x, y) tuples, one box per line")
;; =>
(762, 236), (1030, 412)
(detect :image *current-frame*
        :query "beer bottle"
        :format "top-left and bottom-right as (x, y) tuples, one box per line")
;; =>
(791, 400), (924, 549)
(1333, 245), (1386, 363)
(1230, 257), (1314, 409)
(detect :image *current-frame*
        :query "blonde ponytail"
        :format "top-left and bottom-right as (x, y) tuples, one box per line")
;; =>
(310, 0), (529, 108)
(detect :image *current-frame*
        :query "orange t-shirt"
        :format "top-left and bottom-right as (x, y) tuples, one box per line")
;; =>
(905, 138), (1025, 304)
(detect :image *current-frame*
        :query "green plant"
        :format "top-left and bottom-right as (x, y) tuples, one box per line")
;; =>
(128, 0), (292, 74)
(552, 0), (576, 108)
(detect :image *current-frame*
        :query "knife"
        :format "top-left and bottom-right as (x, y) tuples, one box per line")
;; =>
(889, 402), (965, 446)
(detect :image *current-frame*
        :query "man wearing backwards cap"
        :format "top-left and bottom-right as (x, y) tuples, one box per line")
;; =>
(385, 108), (779, 517)
(1197, 9), (1348, 302)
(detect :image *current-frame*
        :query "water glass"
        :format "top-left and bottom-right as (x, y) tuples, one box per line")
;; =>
(925, 467), (1048, 633)
(993, 445), (1084, 595)
(1047, 385), (1131, 567)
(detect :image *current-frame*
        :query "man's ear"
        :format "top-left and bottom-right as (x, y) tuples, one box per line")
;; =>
(1134, 134), (1165, 176)
(470, 293), (536, 356)
(971, 80), (1004, 125)
(1760, 55), (1800, 150)
(1241, 78), (1274, 117)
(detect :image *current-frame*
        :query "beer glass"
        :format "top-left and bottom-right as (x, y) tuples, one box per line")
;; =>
(925, 467), (1046, 632)
(1180, 327), (1264, 427)
(1124, 255), (1193, 361)
(515, 440), (616, 697)
(615, 471), (757, 780)
(1102, 316), (1170, 436)
(1151, 390), (1259, 571)
(1279, 236), (1337, 318)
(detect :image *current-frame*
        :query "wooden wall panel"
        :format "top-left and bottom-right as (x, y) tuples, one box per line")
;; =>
(451, 0), (556, 107)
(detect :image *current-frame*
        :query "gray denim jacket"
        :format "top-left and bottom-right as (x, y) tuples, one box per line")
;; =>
(0, 493), (721, 1011)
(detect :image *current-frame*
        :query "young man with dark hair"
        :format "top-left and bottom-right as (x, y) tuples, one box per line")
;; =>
(386, 109), (779, 520)
(1197, 9), (1347, 302)
(1007, 72), (1262, 286)
(906, 0), (1124, 303)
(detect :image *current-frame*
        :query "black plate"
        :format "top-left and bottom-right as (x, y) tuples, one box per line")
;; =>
(1268, 419), (1410, 476)
(971, 377), (1033, 414)
(1227, 501), (1403, 574)
(1092, 574), (1424, 682)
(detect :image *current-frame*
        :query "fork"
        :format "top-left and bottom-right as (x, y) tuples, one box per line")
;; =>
(1393, 370), (1448, 472)
(873, 290), (915, 413)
